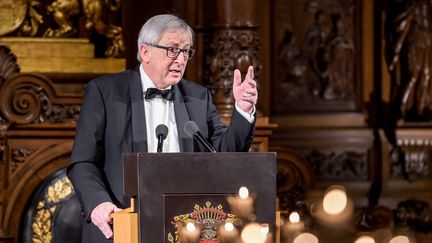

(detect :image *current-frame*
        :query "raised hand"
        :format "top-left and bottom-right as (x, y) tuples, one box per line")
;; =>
(90, 202), (122, 239)
(232, 65), (258, 114)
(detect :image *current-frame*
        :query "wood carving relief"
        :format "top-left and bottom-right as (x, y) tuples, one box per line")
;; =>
(274, 148), (314, 211)
(0, 124), (7, 177)
(390, 139), (431, 180)
(395, 200), (432, 233)
(0, 46), (20, 124)
(11, 147), (35, 172)
(0, 0), (124, 57)
(0, 44), (85, 241)
(386, 0), (432, 121)
(0, 46), (20, 83)
(272, 0), (358, 113)
(357, 205), (394, 231)
(305, 149), (367, 180)
(206, 30), (262, 117)
(0, 73), (80, 125)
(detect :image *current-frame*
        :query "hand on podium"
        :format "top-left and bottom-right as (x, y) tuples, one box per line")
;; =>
(90, 202), (122, 239)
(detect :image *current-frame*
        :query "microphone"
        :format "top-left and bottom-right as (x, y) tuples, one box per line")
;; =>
(184, 121), (216, 153)
(155, 124), (168, 153)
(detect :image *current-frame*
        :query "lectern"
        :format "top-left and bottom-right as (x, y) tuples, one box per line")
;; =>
(113, 152), (276, 243)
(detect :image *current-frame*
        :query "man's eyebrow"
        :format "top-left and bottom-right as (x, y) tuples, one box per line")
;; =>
(163, 42), (191, 48)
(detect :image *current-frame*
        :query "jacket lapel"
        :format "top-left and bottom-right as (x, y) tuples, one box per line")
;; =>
(173, 82), (194, 152)
(129, 67), (148, 152)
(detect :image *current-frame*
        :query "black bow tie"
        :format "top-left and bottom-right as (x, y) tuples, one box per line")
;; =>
(144, 88), (175, 101)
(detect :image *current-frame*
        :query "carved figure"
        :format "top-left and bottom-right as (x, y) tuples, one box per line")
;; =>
(277, 31), (309, 100)
(324, 13), (354, 100)
(387, 0), (432, 120)
(82, 0), (124, 57)
(43, 0), (124, 57)
(302, 10), (329, 96)
(43, 0), (80, 37)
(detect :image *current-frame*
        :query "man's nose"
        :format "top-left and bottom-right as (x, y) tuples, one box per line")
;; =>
(174, 52), (187, 63)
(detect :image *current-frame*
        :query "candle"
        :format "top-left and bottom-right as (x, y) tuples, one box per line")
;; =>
(227, 186), (255, 219)
(178, 222), (200, 243)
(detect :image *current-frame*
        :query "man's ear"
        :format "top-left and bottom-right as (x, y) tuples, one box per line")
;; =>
(140, 44), (150, 63)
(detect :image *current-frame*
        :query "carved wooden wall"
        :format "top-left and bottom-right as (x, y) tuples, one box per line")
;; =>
(0, 0), (431, 242)
(0, 45), (85, 241)
(269, 0), (432, 242)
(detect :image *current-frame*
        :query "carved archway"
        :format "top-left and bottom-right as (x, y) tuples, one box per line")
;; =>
(2, 141), (73, 239)
(272, 147), (315, 210)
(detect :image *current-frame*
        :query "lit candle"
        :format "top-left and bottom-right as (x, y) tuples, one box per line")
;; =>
(323, 186), (347, 215)
(179, 222), (200, 243)
(241, 223), (268, 243)
(293, 233), (318, 243)
(218, 222), (238, 243)
(227, 186), (254, 219)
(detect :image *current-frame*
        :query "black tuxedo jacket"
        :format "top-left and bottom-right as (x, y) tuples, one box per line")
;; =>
(67, 66), (255, 242)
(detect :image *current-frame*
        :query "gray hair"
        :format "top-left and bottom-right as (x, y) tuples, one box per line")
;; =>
(136, 14), (195, 62)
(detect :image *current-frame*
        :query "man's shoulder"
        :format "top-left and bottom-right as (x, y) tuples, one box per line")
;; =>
(90, 68), (135, 88)
(84, 67), (139, 98)
(178, 79), (208, 94)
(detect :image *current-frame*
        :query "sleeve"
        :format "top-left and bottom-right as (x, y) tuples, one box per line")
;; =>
(67, 81), (112, 220)
(206, 89), (256, 152)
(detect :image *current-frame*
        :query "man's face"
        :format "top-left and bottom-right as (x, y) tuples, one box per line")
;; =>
(140, 29), (192, 89)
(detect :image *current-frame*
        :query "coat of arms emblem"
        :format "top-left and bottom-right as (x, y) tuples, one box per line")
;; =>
(167, 201), (237, 243)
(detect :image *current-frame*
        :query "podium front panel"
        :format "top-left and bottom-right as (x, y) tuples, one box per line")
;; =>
(124, 152), (276, 243)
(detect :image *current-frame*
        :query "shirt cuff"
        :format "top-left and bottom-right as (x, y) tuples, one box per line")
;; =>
(235, 103), (256, 123)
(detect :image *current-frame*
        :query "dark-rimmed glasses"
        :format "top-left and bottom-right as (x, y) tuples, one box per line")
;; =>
(146, 43), (195, 60)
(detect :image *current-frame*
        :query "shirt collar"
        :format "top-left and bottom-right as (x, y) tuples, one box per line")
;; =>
(139, 64), (172, 91)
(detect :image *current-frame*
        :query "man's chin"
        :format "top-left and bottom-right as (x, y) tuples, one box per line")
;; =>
(166, 77), (183, 85)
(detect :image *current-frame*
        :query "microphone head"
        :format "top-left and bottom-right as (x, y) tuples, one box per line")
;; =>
(184, 121), (200, 138)
(155, 124), (168, 139)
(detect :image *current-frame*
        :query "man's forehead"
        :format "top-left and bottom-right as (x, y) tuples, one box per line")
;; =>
(159, 29), (192, 44)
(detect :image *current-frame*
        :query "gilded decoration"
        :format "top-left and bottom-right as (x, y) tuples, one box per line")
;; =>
(43, 0), (124, 57)
(32, 176), (74, 242)
(19, 0), (44, 37)
(0, 0), (124, 58)
(167, 201), (236, 243)
(0, 0), (28, 36)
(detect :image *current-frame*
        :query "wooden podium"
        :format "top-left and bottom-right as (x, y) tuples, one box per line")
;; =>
(111, 152), (276, 243)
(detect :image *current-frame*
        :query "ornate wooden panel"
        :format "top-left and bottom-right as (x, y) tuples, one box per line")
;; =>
(272, 0), (360, 114)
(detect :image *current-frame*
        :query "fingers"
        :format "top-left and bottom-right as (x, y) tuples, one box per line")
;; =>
(247, 65), (254, 81)
(113, 206), (122, 213)
(243, 66), (256, 89)
(241, 87), (257, 97)
(91, 202), (121, 239)
(233, 69), (242, 87)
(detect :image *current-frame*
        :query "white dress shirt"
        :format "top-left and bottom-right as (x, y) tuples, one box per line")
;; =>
(139, 64), (255, 152)
(140, 64), (180, 153)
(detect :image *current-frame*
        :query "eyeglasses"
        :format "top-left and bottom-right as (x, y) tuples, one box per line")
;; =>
(146, 43), (195, 60)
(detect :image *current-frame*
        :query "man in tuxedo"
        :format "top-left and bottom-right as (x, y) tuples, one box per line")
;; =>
(67, 14), (257, 242)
